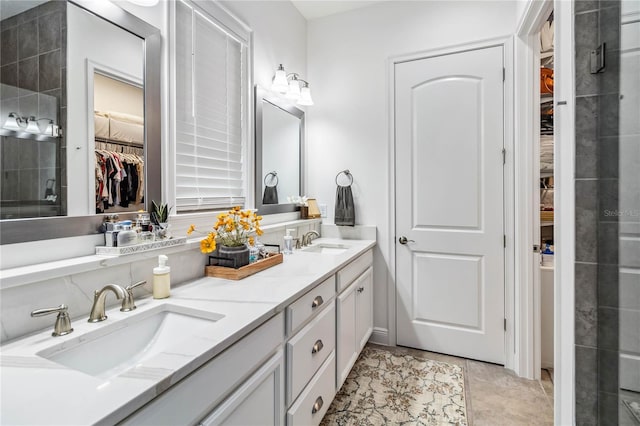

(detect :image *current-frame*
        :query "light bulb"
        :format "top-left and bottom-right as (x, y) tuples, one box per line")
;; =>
(286, 78), (301, 100)
(3, 113), (22, 130)
(25, 117), (41, 133)
(44, 120), (55, 136)
(298, 84), (314, 106)
(271, 64), (288, 93)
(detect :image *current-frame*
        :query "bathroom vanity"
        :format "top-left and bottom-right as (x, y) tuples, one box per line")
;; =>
(0, 238), (375, 425)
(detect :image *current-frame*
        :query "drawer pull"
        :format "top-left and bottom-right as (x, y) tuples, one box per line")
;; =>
(312, 396), (324, 414)
(311, 295), (324, 309)
(311, 339), (324, 354)
(357, 286), (364, 293)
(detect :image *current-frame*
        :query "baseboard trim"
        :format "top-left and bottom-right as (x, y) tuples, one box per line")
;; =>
(369, 327), (389, 345)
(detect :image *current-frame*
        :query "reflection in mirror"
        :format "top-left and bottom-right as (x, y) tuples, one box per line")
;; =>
(93, 72), (145, 214)
(0, 0), (161, 244)
(255, 86), (304, 215)
(0, 1), (66, 219)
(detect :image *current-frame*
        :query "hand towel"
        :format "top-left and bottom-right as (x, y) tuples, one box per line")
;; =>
(335, 185), (355, 226)
(262, 185), (278, 204)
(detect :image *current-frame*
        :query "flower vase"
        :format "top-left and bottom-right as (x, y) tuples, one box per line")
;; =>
(218, 244), (250, 268)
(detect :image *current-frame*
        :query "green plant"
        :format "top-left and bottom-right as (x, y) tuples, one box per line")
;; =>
(151, 200), (172, 225)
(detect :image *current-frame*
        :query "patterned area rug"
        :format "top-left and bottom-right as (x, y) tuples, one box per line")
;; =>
(321, 346), (468, 425)
(623, 399), (640, 424)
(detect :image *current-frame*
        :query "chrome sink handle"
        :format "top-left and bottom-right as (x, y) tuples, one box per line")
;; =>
(303, 230), (320, 246)
(121, 280), (147, 312)
(88, 284), (126, 323)
(31, 304), (73, 337)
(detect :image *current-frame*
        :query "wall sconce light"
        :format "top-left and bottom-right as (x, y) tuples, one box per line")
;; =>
(3, 112), (25, 130)
(2, 113), (60, 137)
(270, 64), (314, 106)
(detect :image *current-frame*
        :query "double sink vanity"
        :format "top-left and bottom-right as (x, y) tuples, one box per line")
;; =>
(1, 238), (375, 425)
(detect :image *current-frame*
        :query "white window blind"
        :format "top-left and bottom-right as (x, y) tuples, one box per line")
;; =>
(175, 1), (247, 212)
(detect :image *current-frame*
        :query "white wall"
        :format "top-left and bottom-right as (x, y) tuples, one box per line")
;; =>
(94, 74), (143, 118)
(306, 0), (518, 343)
(220, 1), (307, 94)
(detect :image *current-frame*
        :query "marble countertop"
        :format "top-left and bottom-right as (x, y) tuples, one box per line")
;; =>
(0, 238), (375, 425)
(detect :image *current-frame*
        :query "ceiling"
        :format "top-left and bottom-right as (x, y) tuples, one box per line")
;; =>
(290, 0), (387, 20)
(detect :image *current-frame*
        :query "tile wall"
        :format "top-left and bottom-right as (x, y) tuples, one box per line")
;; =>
(0, 1), (66, 218)
(573, 0), (621, 424)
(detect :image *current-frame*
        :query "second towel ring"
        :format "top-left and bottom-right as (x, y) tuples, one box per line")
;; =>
(335, 169), (353, 186)
(264, 171), (279, 187)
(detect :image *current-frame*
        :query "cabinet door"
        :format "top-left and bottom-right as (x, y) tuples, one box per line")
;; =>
(199, 349), (284, 426)
(355, 267), (373, 351)
(336, 281), (357, 389)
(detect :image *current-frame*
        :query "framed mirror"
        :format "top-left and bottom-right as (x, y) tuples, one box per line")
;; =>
(0, 0), (161, 244)
(254, 86), (305, 215)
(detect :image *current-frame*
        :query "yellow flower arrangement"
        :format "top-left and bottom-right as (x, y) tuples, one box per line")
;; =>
(188, 207), (263, 254)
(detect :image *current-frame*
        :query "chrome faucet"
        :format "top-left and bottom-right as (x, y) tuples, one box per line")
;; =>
(31, 304), (73, 337)
(302, 230), (320, 246)
(120, 280), (147, 312)
(88, 284), (126, 323)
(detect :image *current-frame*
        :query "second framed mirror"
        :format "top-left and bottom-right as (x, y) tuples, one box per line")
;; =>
(254, 86), (305, 215)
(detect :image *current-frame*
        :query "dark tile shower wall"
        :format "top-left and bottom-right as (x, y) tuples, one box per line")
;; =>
(0, 0), (66, 218)
(574, 0), (621, 424)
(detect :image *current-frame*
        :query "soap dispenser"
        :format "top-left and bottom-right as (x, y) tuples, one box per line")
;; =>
(153, 255), (171, 299)
(284, 229), (295, 254)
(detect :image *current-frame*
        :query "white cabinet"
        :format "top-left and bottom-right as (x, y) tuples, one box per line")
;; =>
(120, 313), (284, 425)
(336, 254), (374, 390)
(199, 350), (284, 426)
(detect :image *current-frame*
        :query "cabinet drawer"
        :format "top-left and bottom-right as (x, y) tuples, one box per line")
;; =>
(287, 351), (336, 426)
(286, 301), (335, 405)
(287, 275), (335, 335)
(337, 250), (373, 292)
(120, 313), (284, 426)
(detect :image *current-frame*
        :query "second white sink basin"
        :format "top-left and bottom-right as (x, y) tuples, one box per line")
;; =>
(302, 243), (350, 255)
(37, 304), (224, 379)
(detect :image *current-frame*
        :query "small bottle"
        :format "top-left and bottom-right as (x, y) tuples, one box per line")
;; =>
(117, 221), (138, 247)
(284, 229), (295, 254)
(153, 255), (170, 299)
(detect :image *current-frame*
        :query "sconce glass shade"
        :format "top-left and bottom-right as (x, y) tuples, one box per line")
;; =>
(298, 84), (314, 106)
(44, 120), (55, 136)
(271, 64), (289, 93)
(25, 117), (41, 133)
(286, 78), (301, 100)
(3, 113), (22, 130)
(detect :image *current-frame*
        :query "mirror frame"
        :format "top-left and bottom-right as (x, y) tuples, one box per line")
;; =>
(254, 86), (305, 215)
(0, 0), (161, 245)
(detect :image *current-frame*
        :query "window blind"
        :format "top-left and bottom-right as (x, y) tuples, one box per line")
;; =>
(175, 1), (247, 212)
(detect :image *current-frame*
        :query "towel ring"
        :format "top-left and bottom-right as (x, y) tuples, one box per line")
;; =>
(335, 169), (353, 186)
(264, 171), (279, 187)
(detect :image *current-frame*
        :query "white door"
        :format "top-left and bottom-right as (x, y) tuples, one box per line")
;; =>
(395, 45), (506, 364)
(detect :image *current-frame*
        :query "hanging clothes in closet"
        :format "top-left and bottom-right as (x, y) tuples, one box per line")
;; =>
(95, 142), (144, 213)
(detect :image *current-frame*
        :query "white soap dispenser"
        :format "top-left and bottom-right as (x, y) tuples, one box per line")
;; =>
(284, 229), (295, 254)
(153, 255), (171, 299)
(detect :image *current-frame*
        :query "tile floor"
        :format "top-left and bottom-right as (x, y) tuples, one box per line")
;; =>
(368, 343), (554, 426)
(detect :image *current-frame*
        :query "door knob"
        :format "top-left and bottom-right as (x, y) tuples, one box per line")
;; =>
(399, 236), (415, 245)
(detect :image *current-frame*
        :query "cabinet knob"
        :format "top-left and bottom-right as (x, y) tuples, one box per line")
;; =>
(311, 396), (324, 414)
(311, 295), (324, 309)
(311, 339), (324, 354)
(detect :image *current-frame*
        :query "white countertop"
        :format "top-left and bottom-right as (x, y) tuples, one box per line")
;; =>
(0, 238), (375, 425)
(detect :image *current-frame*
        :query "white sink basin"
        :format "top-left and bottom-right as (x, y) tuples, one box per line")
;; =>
(302, 243), (350, 255)
(37, 304), (224, 379)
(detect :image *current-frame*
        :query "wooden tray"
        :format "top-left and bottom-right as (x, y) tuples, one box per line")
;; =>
(205, 252), (283, 280)
(540, 211), (554, 222)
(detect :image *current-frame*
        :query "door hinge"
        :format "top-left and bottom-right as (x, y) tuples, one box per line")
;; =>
(502, 148), (506, 165)
(503, 235), (506, 248)
(503, 67), (506, 81)
(533, 244), (540, 253)
(504, 318), (507, 331)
